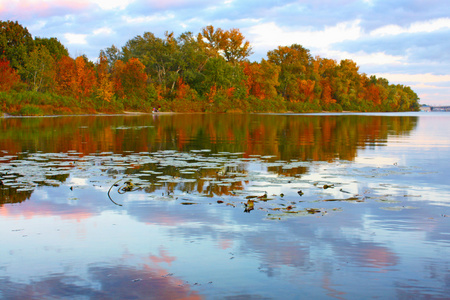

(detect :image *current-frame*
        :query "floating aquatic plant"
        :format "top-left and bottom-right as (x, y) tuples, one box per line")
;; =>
(0, 148), (423, 220)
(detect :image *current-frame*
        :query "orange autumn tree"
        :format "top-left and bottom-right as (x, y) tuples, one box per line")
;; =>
(242, 60), (280, 100)
(297, 79), (316, 103)
(55, 56), (77, 97)
(364, 76), (390, 107)
(112, 59), (125, 98)
(365, 84), (381, 106)
(0, 59), (20, 91)
(75, 56), (96, 101)
(172, 77), (201, 112)
(312, 57), (337, 106)
(197, 25), (252, 64)
(55, 55), (96, 102)
(319, 79), (336, 106)
(112, 57), (148, 106)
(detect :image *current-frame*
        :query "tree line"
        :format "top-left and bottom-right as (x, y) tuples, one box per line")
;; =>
(0, 20), (420, 115)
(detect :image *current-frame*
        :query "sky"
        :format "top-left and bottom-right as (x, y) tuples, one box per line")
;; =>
(1, 0), (450, 106)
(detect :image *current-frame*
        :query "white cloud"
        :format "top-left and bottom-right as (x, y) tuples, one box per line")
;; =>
(415, 91), (450, 106)
(247, 20), (406, 68)
(374, 73), (450, 84)
(64, 33), (88, 44)
(93, 27), (113, 35)
(28, 20), (47, 32)
(248, 20), (363, 51)
(324, 50), (405, 66)
(412, 83), (449, 90)
(372, 73), (450, 106)
(370, 18), (450, 37)
(68, 177), (88, 186)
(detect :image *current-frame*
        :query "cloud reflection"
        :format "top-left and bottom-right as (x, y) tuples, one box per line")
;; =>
(0, 263), (203, 300)
(1, 114), (449, 298)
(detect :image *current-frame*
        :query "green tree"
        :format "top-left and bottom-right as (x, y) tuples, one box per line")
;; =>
(0, 20), (34, 72)
(267, 44), (313, 101)
(200, 57), (245, 94)
(176, 32), (208, 93)
(34, 37), (68, 60)
(99, 44), (122, 71)
(332, 59), (364, 109)
(23, 45), (56, 92)
(122, 31), (180, 94)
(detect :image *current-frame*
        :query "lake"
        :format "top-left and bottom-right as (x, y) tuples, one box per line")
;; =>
(0, 112), (449, 299)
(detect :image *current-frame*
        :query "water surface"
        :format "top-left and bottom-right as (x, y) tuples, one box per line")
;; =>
(0, 113), (449, 299)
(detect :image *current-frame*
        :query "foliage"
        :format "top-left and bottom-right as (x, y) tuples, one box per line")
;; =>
(0, 20), (421, 115)
(23, 45), (56, 92)
(197, 25), (252, 63)
(19, 104), (44, 116)
(268, 44), (312, 101)
(0, 20), (34, 71)
(99, 44), (122, 70)
(75, 56), (96, 100)
(34, 37), (69, 60)
(0, 59), (20, 91)
(55, 56), (77, 97)
(242, 59), (280, 100)
(112, 57), (148, 109)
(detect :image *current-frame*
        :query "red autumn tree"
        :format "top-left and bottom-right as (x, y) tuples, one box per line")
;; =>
(319, 79), (336, 105)
(0, 59), (20, 91)
(242, 60), (279, 100)
(297, 79), (316, 103)
(55, 55), (96, 101)
(75, 56), (96, 100)
(112, 58), (147, 99)
(55, 56), (77, 97)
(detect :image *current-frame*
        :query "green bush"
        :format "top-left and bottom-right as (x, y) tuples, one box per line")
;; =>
(286, 101), (322, 113)
(322, 102), (343, 112)
(19, 104), (44, 116)
(247, 95), (286, 112)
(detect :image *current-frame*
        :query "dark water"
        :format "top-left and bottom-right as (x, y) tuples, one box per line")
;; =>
(0, 113), (449, 299)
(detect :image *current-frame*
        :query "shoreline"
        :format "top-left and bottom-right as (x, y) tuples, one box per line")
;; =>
(0, 110), (428, 118)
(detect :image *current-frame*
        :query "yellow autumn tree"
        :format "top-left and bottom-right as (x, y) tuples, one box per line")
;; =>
(96, 53), (114, 104)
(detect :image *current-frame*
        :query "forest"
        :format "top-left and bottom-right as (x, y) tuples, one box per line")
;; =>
(0, 20), (420, 116)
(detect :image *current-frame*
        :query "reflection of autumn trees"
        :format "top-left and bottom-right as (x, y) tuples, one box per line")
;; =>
(0, 186), (32, 205)
(268, 166), (308, 177)
(138, 164), (247, 196)
(0, 114), (418, 198)
(0, 114), (417, 163)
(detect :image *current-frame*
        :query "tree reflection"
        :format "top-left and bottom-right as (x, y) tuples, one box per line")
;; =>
(0, 114), (418, 202)
(0, 114), (417, 161)
(0, 185), (32, 205)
